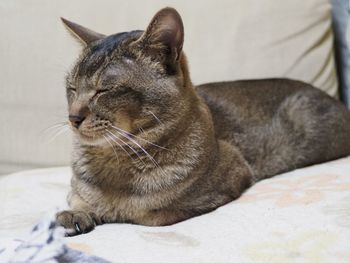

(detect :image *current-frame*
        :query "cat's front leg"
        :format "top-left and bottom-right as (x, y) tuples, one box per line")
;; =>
(56, 191), (102, 236)
(56, 210), (102, 236)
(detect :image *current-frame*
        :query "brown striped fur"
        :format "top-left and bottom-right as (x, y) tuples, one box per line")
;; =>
(56, 8), (350, 235)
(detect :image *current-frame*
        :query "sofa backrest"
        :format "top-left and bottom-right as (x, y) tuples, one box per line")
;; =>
(0, 0), (337, 174)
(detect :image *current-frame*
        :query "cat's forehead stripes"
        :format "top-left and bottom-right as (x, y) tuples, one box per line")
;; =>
(76, 30), (143, 79)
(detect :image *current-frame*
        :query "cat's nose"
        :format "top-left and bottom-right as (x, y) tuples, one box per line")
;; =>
(69, 115), (85, 129)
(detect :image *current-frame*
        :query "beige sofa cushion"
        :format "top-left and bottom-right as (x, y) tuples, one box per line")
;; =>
(0, 0), (337, 174)
(1, 157), (350, 261)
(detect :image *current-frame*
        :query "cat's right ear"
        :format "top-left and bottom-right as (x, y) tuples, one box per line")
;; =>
(61, 18), (105, 46)
(133, 7), (184, 72)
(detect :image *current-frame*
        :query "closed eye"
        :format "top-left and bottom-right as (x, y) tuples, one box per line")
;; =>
(67, 88), (77, 99)
(92, 89), (110, 101)
(96, 89), (109, 94)
(67, 87), (76, 92)
(93, 86), (132, 100)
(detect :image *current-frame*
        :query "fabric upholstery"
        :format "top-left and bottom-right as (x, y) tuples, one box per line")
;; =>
(1, 157), (350, 262)
(0, 0), (338, 174)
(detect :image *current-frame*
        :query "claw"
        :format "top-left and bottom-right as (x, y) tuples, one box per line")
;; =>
(74, 223), (81, 233)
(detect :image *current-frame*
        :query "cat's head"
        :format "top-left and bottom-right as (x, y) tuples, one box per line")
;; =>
(62, 8), (193, 146)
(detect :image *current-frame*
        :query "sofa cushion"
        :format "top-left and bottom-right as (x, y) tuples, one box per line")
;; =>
(1, 157), (350, 262)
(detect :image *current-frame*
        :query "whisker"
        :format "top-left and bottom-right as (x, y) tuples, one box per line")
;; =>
(41, 122), (69, 135)
(148, 110), (163, 125)
(111, 127), (161, 168)
(105, 131), (136, 162)
(110, 126), (168, 177)
(47, 125), (70, 143)
(102, 134), (119, 162)
(107, 130), (138, 156)
(110, 125), (168, 150)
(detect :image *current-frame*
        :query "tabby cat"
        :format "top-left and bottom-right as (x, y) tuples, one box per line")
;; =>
(56, 7), (350, 235)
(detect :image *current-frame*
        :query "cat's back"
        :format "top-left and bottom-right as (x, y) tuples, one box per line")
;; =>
(197, 78), (310, 98)
(196, 78), (314, 123)
(197, 78), (350, 178)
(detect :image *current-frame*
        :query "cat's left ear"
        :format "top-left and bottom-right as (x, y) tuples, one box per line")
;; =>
(61, 18), (105, 46)
(135, 7), (184, 70)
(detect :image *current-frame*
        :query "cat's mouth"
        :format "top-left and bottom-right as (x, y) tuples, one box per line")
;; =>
(74, 128), (108, 146)
(79, 132), (97, 140)
(70, 118), (138, 148)
(75, 126), (126, 147)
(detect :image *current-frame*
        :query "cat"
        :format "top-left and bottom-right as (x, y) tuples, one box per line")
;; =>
(56, 7), (350, 235)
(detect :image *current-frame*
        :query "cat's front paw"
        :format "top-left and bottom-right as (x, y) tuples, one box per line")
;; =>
(56, 210), (101, 236)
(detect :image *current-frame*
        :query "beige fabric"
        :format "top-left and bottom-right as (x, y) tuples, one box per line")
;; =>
(1, 157), (350, 261)
(0, 0), (338, 174)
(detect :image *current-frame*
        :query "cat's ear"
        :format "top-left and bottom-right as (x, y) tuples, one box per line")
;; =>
(136, 7), (184, 69)
(61, 18), (105, 46)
